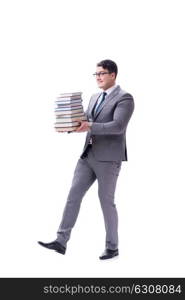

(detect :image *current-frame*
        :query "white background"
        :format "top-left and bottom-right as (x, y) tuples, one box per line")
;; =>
(0, 0), (185, 277)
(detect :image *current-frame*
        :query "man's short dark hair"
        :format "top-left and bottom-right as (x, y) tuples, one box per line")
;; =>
(97, 59), (118, 78)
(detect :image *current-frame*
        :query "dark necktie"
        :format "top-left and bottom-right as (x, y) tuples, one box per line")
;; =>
(94, 92), (107, 116)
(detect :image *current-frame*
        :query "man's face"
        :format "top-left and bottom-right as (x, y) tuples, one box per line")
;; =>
(95, 66), (116, 90)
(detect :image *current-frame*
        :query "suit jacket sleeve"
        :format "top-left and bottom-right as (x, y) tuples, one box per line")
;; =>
(90, 94), (134, 135)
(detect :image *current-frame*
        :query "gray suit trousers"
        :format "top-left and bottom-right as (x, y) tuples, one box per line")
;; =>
(56, 146), (122, 250)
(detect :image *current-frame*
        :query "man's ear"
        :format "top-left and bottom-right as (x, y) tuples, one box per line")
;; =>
(111, 72), (116, 80)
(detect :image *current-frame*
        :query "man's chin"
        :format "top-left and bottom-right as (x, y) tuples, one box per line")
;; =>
(98, 84), (105, 89)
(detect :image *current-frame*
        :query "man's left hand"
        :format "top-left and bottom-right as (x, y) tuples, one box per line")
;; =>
(75, 120), (91, 132)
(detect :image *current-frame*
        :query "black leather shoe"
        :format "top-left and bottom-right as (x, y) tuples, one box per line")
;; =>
(99, 248), (119, 260)
(38, 241), (66, 254)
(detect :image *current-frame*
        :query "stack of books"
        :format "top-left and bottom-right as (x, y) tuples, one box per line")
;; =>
(54, 92), (87, 132)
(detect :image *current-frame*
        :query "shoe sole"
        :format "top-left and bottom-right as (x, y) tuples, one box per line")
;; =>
(38, 242), (66, 254)
(99, 254), (119, 260)
(55, 250), (65, 255)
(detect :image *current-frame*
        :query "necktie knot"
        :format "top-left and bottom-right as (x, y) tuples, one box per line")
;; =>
(102, 92), (107, 98)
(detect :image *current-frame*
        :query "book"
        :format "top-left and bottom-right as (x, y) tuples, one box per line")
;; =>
(55, 111), (85, 117)
(55, 121), (80, 127)
(55, 99), (82, 105)
(59, 92), (82, 97)
(56, 103), (83, 107)
(55, 116), (86, 123)
(55, 126), (78, 132)
(55, 105), (82, 110)
(57, 96), (82, 100)
(54, 109), (84, 115)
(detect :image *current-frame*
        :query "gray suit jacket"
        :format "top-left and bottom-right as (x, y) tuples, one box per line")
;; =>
(80, 85), (134, 162)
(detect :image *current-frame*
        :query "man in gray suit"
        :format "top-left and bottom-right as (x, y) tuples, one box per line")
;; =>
(38, 59), (134, 259)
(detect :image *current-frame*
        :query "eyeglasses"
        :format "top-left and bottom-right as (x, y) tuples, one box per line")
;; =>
(93, 72), (111, 77)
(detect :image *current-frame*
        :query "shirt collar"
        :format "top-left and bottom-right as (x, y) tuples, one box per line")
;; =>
(103, 84), (117, 96)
